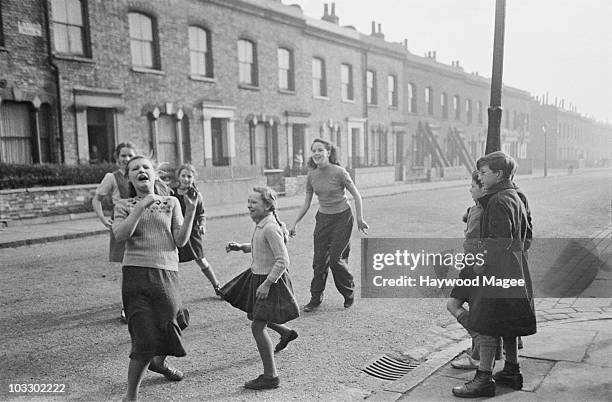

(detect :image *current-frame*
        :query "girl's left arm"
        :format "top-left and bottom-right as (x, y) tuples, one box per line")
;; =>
(256, 226), (289, 300)
(345, 181), (369, 234)
(173, 197), (197, 247)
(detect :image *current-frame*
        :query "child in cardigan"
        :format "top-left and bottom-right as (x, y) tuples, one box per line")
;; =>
(172, 164), (222, 296)
(113, 156), (198, 401)
(222, 187), (299, 390)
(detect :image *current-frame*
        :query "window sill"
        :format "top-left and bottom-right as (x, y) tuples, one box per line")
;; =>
(190, 74), (215, 83)
(239, 83), (260, 91)
(368, 103), (378, 108)
(278, 89), (296, 95)
(131, 67), (165, 76)
(388, 105), (398, 110)
(313, 95), (329, 101)
(53, 54), (94, 63)
(341, 98), (355, 104)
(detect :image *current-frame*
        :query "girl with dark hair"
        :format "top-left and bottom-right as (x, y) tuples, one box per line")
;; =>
(172, 163), (222, 296)
(113, 156), (198, 401)
(289, 138), (369, 312)
(92, 141), (137, 323)
(221, 186), (299, 390)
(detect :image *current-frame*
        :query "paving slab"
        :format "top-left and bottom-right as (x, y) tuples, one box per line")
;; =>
(530, 361), (612, 401)
(519, 326), (597, 362)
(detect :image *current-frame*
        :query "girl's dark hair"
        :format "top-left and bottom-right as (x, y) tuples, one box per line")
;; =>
(114, 141), (136, 159)
(176, 163), (197, 179)
(307, 138), (340, 169)
(253, 186), (288, 243)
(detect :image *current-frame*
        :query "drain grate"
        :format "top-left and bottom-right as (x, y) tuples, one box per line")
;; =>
(362, 355), (422, 381)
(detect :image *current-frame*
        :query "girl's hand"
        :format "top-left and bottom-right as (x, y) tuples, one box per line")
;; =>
(140, 194), (159, 208)
(184, 187), (199, 208)
(256, 281), (271, 300)
(357, 218), (369, 235)
(198, 225), (206, 235)
(289, 224), (297, 238)
(225, 241), (242, 253)
(101, 216), (113, 229)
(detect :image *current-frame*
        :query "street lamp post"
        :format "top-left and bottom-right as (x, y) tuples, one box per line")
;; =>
(485, 0), (506, 154)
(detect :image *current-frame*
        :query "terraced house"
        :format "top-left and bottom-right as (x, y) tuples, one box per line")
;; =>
(0, 0), (608, 204)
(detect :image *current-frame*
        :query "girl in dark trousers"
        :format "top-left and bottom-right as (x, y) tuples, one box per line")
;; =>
(172, 164), (222, 296)
(113, 156), (198, 401)
(222, 187), (299, 390)
(289, 139), (369, 312)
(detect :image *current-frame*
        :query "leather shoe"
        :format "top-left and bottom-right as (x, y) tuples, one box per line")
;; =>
(244, 374), (280, 390)
(148, 362), (184, 381)
(303, 300), (321, 312)
(275, 330), (298, 353)
(343, 294), (354, 308)
(450, 353), (479, 370)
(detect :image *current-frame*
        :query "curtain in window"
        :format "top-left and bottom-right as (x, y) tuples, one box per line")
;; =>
(0, 102), (33, 164)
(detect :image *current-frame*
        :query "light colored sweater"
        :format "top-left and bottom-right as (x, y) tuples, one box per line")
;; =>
(250, 214), (289, 283)
(306, 164), (353, 214)
(113, 196), (183, 271)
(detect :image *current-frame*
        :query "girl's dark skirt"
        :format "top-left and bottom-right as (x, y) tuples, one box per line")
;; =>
(122, 266), (186, 359)
(178, 234), (204, 262)
(449, 265), (477, 302)
(220, 269), (299, 324)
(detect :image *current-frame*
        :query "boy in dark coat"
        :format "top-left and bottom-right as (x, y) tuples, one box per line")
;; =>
(452, 151), (536, 398)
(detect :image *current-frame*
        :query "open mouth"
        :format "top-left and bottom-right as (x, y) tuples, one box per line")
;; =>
(137, 173), (150, 182)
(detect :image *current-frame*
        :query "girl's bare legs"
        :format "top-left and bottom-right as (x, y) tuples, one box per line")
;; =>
(251, 319), (277, 378)
(125, 358), (151, 401)
(194, 258), (221, 293)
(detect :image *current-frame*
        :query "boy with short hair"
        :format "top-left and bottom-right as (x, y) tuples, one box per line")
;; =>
(452, 151), (536, 398)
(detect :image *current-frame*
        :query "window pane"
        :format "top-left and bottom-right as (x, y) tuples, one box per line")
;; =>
(141, 41), (153, 67)
(53, 25), (69, 53)
(51, 0), (68, 23)
(278, 48), (289, 69)
(188, 27), (198, 49)
(68, 26), (83, 54)
(66, 0), (82, 25)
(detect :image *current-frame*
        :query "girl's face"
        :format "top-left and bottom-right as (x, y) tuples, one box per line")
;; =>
(127, 158), (156, 193)
(469, 180), (485, 201)
(117, 147), (135, 168)
(478, 165), (501, 189)
(311, 142), (330, 166)
(178, 169), (195, 189)
(247, 192), (269, 222)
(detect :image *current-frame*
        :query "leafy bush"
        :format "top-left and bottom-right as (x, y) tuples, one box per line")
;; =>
(0, 162), (118, 189)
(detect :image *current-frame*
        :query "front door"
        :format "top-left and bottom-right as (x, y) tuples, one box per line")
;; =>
(87, 108), (115, 164)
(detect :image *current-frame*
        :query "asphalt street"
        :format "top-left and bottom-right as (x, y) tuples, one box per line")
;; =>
(1, 170), (610, 401)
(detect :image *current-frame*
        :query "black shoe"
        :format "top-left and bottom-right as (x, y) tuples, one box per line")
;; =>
(452, 369), (495, 398)
(148, 363), (184, 381)
(303, 299), (321, 312)
(493, 361), (523, 390)
(213, 284), (224, 299)
(275, 330), (298, 353)
(343, 294), (354, 309)
(244, 375), (280, 390)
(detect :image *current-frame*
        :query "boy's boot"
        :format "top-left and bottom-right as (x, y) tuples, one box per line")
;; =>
(493, 361), (523, 390)
(452, 369), (495, 398)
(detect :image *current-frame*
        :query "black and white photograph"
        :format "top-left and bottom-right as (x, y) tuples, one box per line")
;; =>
(1, 0), (610, 400)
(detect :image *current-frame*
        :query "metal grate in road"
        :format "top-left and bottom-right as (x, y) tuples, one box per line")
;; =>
(362, 355), (422, 381)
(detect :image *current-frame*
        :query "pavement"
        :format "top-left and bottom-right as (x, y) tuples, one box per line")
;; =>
(1, 167), (610, 401)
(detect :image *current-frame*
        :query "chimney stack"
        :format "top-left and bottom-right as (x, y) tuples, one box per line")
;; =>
(322, 3), (339, 24)
(371, 21), (384, 39)
(371, 21), (376, 35)
(403, 38), (408, 49)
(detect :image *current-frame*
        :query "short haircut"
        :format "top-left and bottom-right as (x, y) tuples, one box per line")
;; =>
(476, 151), (517, 180)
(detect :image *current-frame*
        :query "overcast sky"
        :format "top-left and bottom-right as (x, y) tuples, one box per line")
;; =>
(289, 0), (612, 123)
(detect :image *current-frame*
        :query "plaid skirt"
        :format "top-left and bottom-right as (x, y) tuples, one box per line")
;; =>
(220, 268), (299, 324)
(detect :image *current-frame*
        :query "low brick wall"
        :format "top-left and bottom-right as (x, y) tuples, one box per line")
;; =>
(283, 175), (307, 197)
(441, 166), (469, 180)
(199, 177), (267, 206)
(353, 166), (396, 188)
(0, 184), (98, 221)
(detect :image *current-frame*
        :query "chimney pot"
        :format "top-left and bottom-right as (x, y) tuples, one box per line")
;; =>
(371, 21), (376, 34)
(324, 3), (329, 16)
(331, 2), (335, 15)
(378, 23), (382, 33)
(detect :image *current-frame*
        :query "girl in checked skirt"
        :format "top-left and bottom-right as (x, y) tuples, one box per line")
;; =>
(221, 187), (300, 390)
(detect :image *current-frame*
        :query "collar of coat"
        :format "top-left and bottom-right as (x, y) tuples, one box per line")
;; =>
(478, 179), (515, 207)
